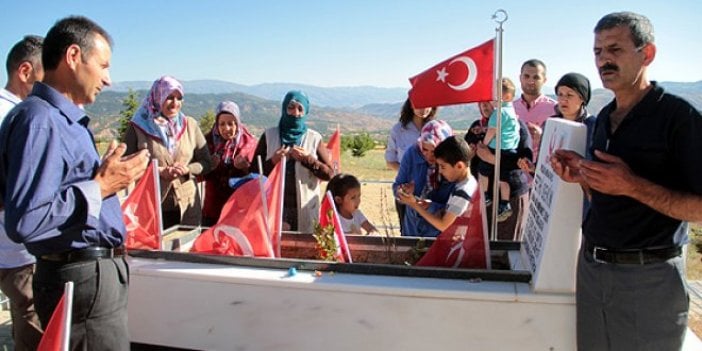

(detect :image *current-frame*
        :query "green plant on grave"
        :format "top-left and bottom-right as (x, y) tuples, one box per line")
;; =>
(313, 209), (340, 262)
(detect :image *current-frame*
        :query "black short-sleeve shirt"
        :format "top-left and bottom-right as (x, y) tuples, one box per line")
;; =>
(584, 82), (702, 249)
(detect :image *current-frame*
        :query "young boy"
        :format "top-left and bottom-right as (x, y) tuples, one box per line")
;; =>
(479, 77), (520, 222)
(397, 136), (477, 232)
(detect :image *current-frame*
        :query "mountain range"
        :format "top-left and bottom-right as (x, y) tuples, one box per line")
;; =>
(87, 80), (702, 140)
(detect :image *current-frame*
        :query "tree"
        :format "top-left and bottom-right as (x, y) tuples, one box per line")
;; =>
(345, 133), (376, 157)
(199, 109), (216, 135)
(117, 89), (139, 141)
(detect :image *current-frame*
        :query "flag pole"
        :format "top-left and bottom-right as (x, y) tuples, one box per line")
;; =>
(152, 159), (164, 250)
(489, 9), (508, 242)
(276, 157), (286, 258)
(61, 281), (74, 351)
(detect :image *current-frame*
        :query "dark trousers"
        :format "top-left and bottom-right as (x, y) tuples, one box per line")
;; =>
(576, 246), (688, 351)
(395, 200), (406, 235)
(33, 256), (130, 351)
(0, 263), (42, 351)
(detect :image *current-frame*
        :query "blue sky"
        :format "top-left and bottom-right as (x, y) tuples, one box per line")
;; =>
(1, 1), (700, 90)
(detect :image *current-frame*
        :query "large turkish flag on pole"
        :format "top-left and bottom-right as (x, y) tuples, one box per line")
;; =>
(408, 39), (494, 108)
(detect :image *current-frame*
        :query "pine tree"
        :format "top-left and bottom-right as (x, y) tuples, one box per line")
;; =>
(117, 89), (139, 141)
(199, 109), (216, 135)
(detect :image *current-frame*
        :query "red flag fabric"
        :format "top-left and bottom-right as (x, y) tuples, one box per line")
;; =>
(408, 39), (495, 109)
(416, 177), (490, 268)
(326, 128), (341, 174)
(265, 159), (285, 256)
(191, 161), (284, 257)
(319, 191), (352, 263)
(122, 161), (161, 250)
(37, 282), (73, 351)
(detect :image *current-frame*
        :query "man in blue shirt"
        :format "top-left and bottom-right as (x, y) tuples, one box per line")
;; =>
(551, 12), (702, 350)
(0, 16), (149, 350)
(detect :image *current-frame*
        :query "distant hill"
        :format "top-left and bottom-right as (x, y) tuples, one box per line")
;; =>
(106, 80), (408, 109)
(89, 80), (702, 140)
(85, 90), (394, 140)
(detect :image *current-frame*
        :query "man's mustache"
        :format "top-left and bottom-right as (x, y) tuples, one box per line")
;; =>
(599, 63), (619, 74)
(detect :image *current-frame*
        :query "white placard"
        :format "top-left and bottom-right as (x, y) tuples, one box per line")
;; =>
(521, 118), (586, 293)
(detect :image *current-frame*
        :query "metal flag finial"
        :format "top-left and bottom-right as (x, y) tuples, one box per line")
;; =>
(492, 9), (508, 25)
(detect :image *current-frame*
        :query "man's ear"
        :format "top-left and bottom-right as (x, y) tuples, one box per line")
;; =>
(641, 43), (656, 67)
(65, 44), (82, 70)
(16, 61), (33, 83)
(334, 195), (343, 205)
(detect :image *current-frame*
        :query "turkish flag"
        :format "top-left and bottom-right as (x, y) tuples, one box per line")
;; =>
(191, 161), (284, 257)
(326, 128), (341, 174)
(416, 177), (490, 268)
(122, 161), (161, 250)
(37, 282), (73, 351)
(409, 39), (495, 108)
(319, 191), (352, 263)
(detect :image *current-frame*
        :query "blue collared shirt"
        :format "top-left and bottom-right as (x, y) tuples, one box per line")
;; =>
(0, 82), (125, 256)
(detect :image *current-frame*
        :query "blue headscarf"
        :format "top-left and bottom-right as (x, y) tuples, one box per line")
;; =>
(278, 90), (309, 146)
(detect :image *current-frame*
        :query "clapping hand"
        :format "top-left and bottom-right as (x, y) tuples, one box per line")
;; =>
(95, 141), (150, 198)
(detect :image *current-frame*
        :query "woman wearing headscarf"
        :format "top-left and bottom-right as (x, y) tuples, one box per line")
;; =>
(393, 120), (455, 237)
(250, 90), (334, 233)
(125, 75), (213, 229)
(519, 72), (596, 173)
(552, 72), (596, 153)
(200, 101), (257, 226)
(385, 98), (438, 234)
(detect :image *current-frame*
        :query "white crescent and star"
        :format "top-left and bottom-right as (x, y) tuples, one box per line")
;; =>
(435, 56), (478, 91)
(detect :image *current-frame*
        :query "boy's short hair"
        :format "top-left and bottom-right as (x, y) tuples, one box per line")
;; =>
(501, 77), (516, 96)
(325, 173), (361, 198)
(434, 136), (474, 166)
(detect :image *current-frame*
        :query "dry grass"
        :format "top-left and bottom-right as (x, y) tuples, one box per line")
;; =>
(687, 224), (702, 337)
(687, 224), (702, 279)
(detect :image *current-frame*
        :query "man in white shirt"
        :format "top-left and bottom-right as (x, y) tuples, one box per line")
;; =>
(0, 34), (44, 351)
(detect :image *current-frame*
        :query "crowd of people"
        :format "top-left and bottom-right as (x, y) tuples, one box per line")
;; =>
(0, 10), (700, 351)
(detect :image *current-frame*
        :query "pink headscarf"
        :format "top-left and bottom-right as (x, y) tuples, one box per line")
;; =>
(417, 120), (453, 192)
(144, 75), (184, 119)
(417, 120), (453, 148)
(209, 101), (257, 165)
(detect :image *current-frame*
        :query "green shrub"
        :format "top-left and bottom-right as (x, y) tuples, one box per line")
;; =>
(343, 133), (376, 157)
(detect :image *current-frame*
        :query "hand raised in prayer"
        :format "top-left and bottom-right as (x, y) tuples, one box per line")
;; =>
(550, 149), (585, 183)
(232, 155), (250, 170)
(579, 150), (637, 197)
(287, 146), (309, 162)
(271, 146), (289, 165)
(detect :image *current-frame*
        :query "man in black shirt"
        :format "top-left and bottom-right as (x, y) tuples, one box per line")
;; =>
(551, 12), (702, 350)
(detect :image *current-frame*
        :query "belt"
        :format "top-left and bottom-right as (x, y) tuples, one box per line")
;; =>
(39, 246), (125, 263)
(585, 242), (681, 265)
